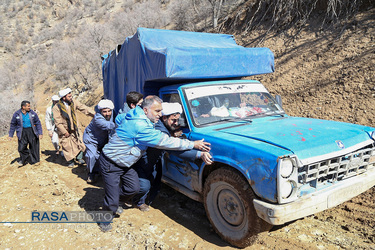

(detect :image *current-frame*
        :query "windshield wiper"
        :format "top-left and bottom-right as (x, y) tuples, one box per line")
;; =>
(208, 117), (240, 124)
(248, 110), (285, 118)
(213, 117), (252, 130)
(236, 117), (253, 122)
(203, 116), (251, 125)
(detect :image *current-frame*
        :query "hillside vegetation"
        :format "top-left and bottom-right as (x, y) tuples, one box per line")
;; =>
(0, 0), (246, 135)
(0, 0), (374, 131)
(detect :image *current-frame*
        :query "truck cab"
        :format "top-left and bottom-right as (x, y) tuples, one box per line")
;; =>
(157, 79), (375, 248)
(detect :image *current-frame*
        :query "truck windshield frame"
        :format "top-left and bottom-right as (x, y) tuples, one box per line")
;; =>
(182, 82), (285, 127)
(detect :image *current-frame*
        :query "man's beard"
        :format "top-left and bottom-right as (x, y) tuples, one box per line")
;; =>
(104, 115), (111, 121)
(165, 123), (178, 132)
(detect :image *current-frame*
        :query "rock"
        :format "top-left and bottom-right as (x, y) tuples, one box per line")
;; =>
(52, 189), (63, 196)
(312, 230), (324, 236)
(297, 234), (312, 243)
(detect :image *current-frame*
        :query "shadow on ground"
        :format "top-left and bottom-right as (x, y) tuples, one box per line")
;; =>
(42, 150), (65, 165)
(151, 184), (231, 247)
(78, 187), (105, 211)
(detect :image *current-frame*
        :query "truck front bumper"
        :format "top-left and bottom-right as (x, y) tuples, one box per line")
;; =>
(253, 167), (375, 225)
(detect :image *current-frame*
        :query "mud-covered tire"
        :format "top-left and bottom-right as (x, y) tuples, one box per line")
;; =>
(203, 167), (271, 248)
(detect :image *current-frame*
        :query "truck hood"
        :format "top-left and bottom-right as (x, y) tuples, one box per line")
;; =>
(214, 116), (374, 161)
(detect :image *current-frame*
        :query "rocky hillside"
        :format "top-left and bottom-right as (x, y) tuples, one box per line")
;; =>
(224, 3), (375, 127)
(1, 1), (374, 134)
(0, 0), (245, 135)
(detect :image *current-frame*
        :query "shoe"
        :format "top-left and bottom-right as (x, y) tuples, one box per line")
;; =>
(122, 202), (133, 209)
(86, 173), (97, 184)
(77, 158), (85, 165)
(67, 161), (75, 168)
(115, 206), (123, 217)
(135, 203), (150, 212)
(87, 175), (94, 184)
(17, 161), (23, 167)
(98, 222), (112, 232)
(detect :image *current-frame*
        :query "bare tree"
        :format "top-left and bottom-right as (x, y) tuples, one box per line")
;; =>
(169, 1), (197, 30)
(208, 0), (224, 28)
(206, 0), (243, 29)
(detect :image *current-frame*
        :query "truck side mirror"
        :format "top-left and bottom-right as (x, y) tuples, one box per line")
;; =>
(275, 95), (282, 108)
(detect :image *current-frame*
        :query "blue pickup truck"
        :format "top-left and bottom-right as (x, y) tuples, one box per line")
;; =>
(102, 28), (375, 248)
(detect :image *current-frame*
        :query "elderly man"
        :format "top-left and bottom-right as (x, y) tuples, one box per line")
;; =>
(98, 95), (210, 232)
(133, 102), (213, 211)
(53, 88), (95, 167)
(83, 99), (116, 184)
(45, 95), (60, 155)
(8, 100), (43, 166)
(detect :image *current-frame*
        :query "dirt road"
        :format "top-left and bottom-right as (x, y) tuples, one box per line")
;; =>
(0, 130), (374, 249)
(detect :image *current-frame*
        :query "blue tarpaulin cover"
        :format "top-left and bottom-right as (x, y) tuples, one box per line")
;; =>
(102, 27), (274, 112)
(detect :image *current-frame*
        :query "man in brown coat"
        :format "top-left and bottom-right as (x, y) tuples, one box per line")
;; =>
(53, 88), (95, 167)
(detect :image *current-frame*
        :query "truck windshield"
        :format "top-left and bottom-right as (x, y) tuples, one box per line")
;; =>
(183, 82), (285, 126)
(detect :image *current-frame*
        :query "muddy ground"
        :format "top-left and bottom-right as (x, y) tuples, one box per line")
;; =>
(1, 8), (374, 250)
(1, 135), (374, 249)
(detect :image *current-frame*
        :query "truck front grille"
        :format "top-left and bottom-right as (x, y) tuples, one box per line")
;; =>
(298, 144), (375, 188)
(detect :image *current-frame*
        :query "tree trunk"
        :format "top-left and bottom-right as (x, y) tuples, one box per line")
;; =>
(209, 0), (224, 28)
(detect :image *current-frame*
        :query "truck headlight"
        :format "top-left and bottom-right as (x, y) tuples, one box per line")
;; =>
(279, 179), (293, 199)
(280, 159), (294, 178)
(277, 155), (299, 204)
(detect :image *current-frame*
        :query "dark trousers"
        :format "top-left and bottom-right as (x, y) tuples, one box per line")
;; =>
(99, 153), (140, 214)
(18, 127), (40, 165)
(134, 160), (162, 206)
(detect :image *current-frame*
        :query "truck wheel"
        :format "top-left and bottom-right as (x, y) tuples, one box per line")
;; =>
(203, 168), (271, 248)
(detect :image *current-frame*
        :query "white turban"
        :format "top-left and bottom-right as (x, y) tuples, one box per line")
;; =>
(51, 95), (60, 101)
(98, 99), (114, 110)
(162, 102), (182, 116)
(58, 88), (72, 98)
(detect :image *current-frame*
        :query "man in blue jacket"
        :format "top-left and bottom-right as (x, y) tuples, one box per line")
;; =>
(98, 95), (210, 231)
(132, 102), (213, 212)
(8, 100), (43, 166)
(83, 99), (116, 184)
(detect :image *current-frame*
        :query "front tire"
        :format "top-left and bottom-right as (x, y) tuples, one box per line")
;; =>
(203, 167), (271, 248)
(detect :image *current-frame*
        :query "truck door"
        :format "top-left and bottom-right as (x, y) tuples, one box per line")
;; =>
(160, 93), (200, 192)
